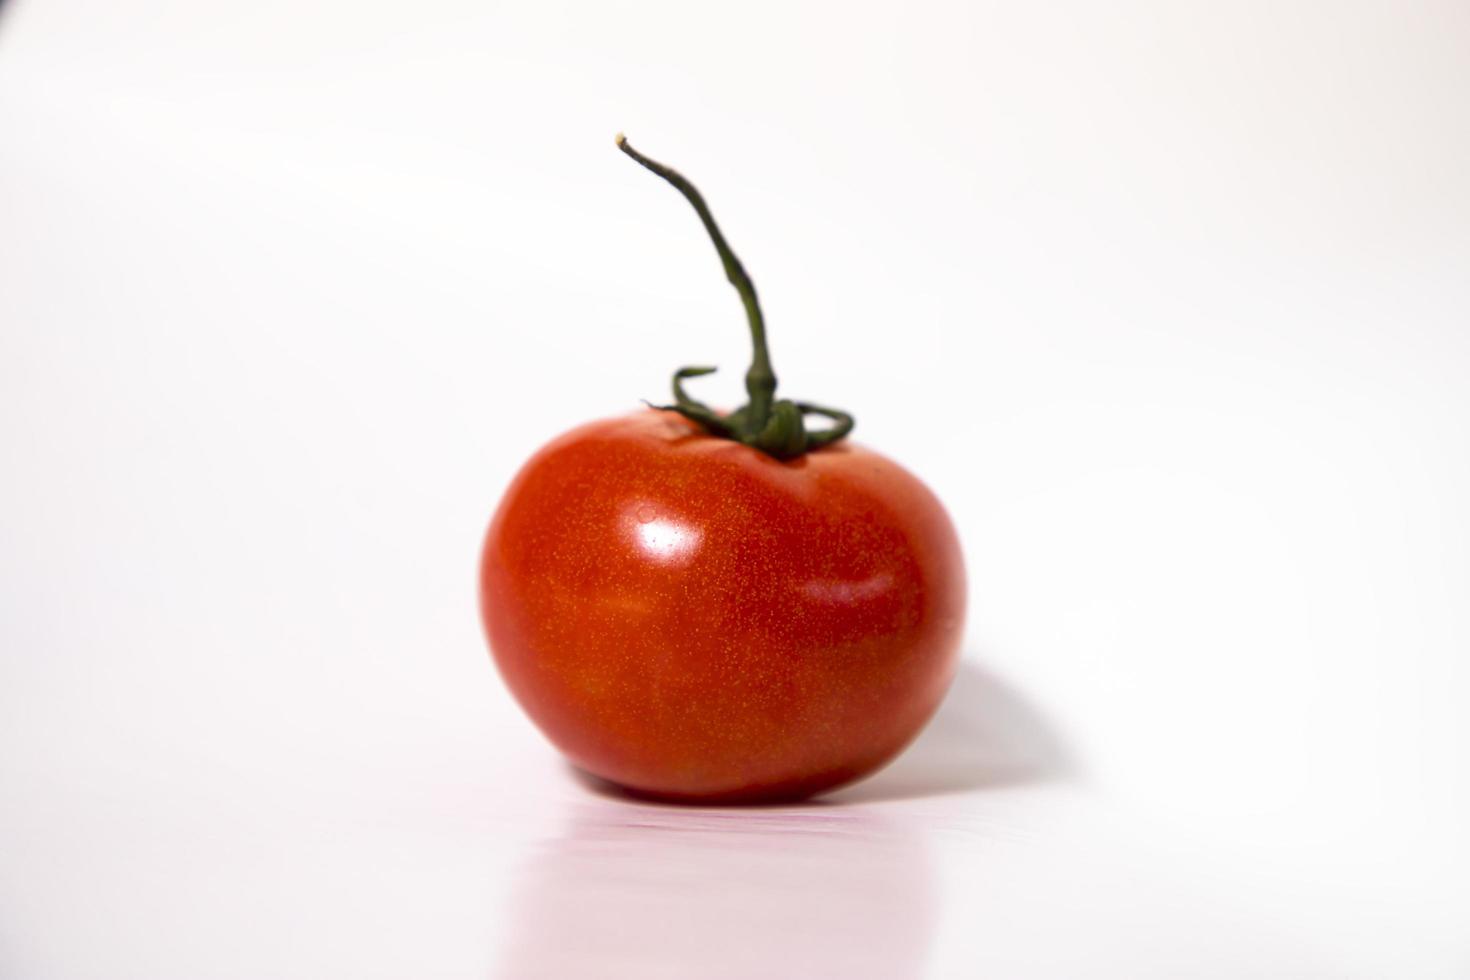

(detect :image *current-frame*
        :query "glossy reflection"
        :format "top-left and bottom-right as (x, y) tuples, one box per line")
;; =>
(625, 503), (703, 565)
(799, 572), (896, 605)
(494, 800), (935, 979)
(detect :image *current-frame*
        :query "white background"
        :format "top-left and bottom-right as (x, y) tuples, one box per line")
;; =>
(2, 1), (1468, 976)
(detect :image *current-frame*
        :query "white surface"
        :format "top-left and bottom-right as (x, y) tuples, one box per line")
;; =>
(2, 1), (1468, 977)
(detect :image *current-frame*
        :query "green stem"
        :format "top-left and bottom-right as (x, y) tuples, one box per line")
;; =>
(616, 135), (777, 433)
(616, 134), (852, 460)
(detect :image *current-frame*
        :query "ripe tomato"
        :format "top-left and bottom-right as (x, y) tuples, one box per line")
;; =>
(481, 410), (964, 802)
(478, 136), (965, 802)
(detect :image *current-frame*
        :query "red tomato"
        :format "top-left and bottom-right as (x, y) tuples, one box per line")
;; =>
(478, 137), (966, 802)
(480, 410), (964, 802)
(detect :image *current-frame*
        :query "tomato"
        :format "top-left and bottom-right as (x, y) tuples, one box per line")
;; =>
(478, 136), (965, 802)
(480, 410), (964, 802)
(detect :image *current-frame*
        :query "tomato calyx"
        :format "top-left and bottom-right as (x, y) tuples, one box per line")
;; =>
(617, 135), (855, 461)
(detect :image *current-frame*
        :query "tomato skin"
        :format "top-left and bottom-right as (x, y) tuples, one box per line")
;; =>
(480, 409), (965, 802)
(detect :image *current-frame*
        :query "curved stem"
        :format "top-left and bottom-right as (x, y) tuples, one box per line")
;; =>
(616, 135), (777, 433)
(618, 135), (854, 460)
(670, 365), (719, 410)
(795, 402), (855, 449)
(643, 367), (738, 439)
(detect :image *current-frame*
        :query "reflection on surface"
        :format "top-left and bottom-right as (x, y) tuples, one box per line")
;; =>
(495, 802), (934, 979)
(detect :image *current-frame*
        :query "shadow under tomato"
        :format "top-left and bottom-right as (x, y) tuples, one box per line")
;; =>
(829, 658), (1076, 804)
(573, 658), (1074, 807)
